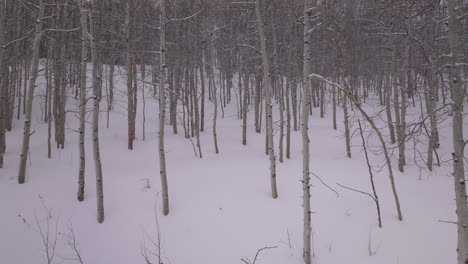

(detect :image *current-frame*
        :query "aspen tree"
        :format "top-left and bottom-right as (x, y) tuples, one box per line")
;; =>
(18, 0), (45, 184)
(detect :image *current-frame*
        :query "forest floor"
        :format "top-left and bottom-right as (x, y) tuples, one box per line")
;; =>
(0, 68), (462, 264)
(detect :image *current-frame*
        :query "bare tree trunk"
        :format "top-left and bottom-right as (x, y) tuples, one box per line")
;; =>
(77, 1), (88, 201)
(192, 69), (202, 158)
(46, 47), (52, 159)
(109, 62), (114, 110)
(285, 77), (291, 159)
(127, 0), (136, 150)
(242, 72), (248, 146)
(393, 75), (404, 172)
(254, 73), (261, 133)
(385, 75), (396, 144)
(88, 0), (104, 223)
(18, 0), (45, 184)
(211, 52), (219, 154)
(159, 0), (169, 216)
(399, 74), (407, 171)
(256, 0), (277, 199)
(447, 0), (468, 262)
(302, 1), (313, 262)
(0, 0), (7, 168)
(319, 83), (324, 118)
(200, 64), (205, 132)
(141, 64), (146, 141)
(343, 88), (351, 158)
(278, 78), (284, 163)
(332, 82), (337, 130)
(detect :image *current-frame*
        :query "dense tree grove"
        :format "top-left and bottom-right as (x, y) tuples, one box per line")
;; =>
(0, 0), (467, 263)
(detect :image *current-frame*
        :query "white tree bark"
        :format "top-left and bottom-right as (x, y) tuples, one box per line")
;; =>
(88, 0), (104, 223)
(447, 0), (468, 262)
(0, 0), (6, 168)
(18, 0), (45, 184)
(255, 0), (278, 199)
(77, 1), (88, 201)
(302, 1), (313, 262)
(159, 0), (169, 216)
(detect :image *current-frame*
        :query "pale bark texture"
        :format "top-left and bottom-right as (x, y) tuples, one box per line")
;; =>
(447, 0), (468, 262)
(0, 0), (6, 168)
(18, 0), (45, 184)
(158, 0), (169, 216)
(302, 1), (313, 263)
(255, 0), (277, 199)
(385, 76), (396, 144)
(77, 1), (88, 201)
(242, 73), (248, 146)
(88, 0), (104, 223)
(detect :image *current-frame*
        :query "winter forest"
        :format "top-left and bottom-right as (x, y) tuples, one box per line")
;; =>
(0, 0), (468, 263)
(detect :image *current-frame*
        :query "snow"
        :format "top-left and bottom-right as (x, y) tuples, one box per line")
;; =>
(0, 66), (460, 264)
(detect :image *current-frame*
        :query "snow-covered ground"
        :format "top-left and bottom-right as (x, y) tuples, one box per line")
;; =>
(0, 67), (460, 264)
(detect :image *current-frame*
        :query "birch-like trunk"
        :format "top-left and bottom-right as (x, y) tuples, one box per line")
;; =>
(447, 0), (468, 262)
(393, 76), (404, 172)
(77, 1), (88, 201)
(278, 79), (284, 163)
(142, 64), (146, 141)
(255, 0), (277, 199)
(285, 77), (291, 158)
(88, 1), (104, 223)
(18, 0), (45, 184)
(332, 82), (337, 130)
(211, 53), (219, 154)
(399, 74), (407, 171)
(158, 0), (169, 216)
(127, 0), (135, 150)
(385, 75), (396, 144)
(302, 1), (313, 262)
(343, 89), (351, 158)
(0, 0), (6, 168)
(242, 72), (248, 146)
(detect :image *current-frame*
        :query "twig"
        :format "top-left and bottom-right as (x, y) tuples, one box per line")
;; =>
(310, 172), (339, 198)
(438, 220), (457, 225)
(241, 246), (277, 264)
(336, 183), (376, 202)
(358, 119), (382, 228)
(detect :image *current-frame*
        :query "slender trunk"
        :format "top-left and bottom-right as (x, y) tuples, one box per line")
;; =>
(159, 0), (169, 216)
(332, 82), (337, 130)
(278, 78), (284, 163)
(77, 1), (88, 201)
(109, 62), (114, 110)
(385, 75), (396, 144)
(447, 1), (468, 262)
(256, 0), (277, 199)
(285, 77), (291, 159)
(0, 0), (6, 168)
(399, 74), (407, 171)
(18, 0), (45, 184)
(46, 49), (52, 159)
(393, 76), (403, 172)
(200, 64), (205, 132)
(88, 1), (104, 223)
(343, 88), (351, 158)
(211, 51), (219, 154)
(142, 64), (146, 141)
(242, 72), (248, 146)
(302, 2), (313, 263)
(127, 0), (135, 150)
(319, 83), (324, 118)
